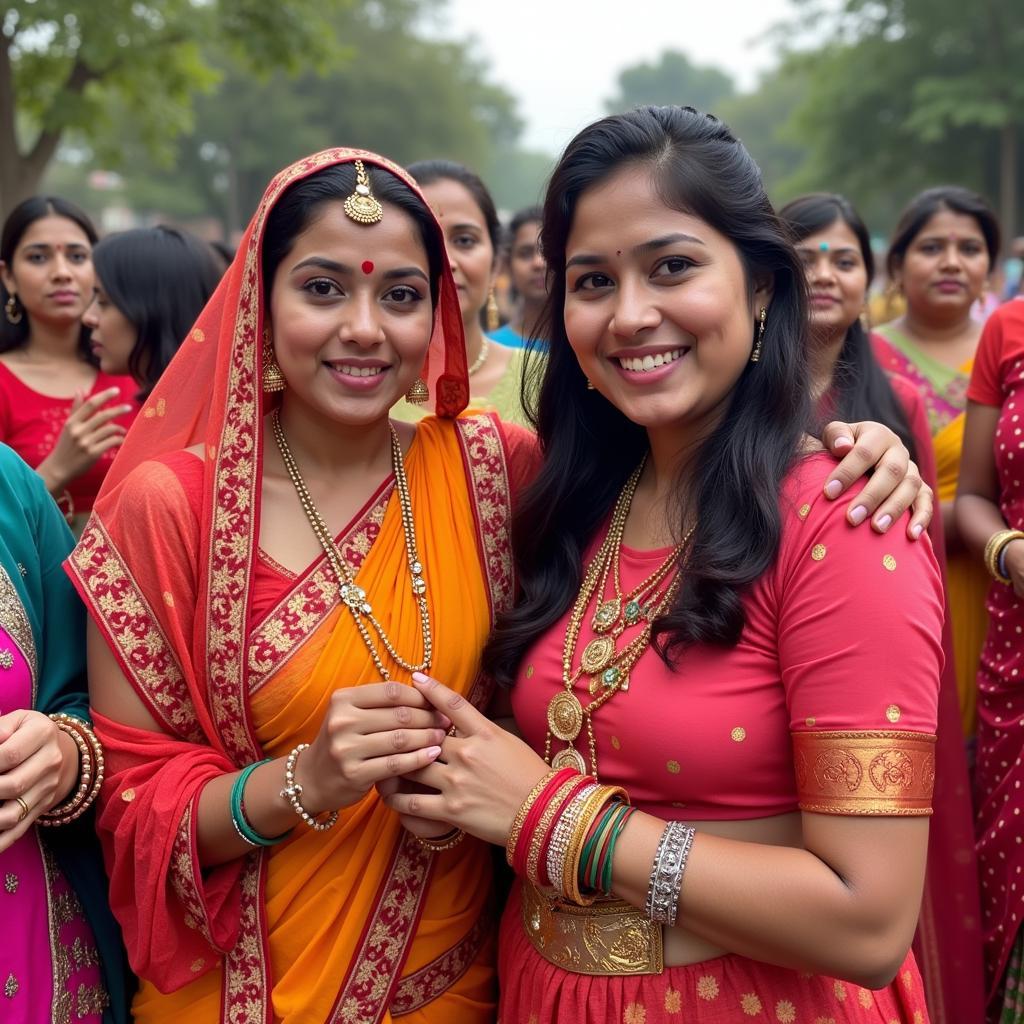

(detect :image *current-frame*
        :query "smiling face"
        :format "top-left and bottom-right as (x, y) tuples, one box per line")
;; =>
(267, 198), (435, 426)
(894, 206), (991, 320)
(82, 282), (138, 376)
(0, 214), (94, 327)
(563, 164), (768, 436)
(794, 219), (868, 341)
(420, 178), (495, 328)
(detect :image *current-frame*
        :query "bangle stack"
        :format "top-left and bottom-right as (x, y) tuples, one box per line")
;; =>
(280, 744), (338, 832)
(505, 768), (631, 905)
(38, 714), (104, 827)
(230, 759), (290, 847)
(645, 821), (696, 925)
(415, 828), (466, 851)
(985, 529), (1024, 584)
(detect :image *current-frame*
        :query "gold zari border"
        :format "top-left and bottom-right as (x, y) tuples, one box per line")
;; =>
(792, 730), (936, 816)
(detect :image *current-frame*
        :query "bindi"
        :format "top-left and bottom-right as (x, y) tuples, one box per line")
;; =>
(361, 260), (374, 275)
(818, 241), (830, 252)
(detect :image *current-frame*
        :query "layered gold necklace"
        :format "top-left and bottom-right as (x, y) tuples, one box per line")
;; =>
(271, 410), (432, 680)
(546, 459), (694, 778)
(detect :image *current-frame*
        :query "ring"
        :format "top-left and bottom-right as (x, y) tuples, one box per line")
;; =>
(14, 796), (29, 822)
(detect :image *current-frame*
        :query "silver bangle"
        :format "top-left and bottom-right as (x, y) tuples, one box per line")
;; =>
(645, 822), (695, 924)
(546, 783), (597, 898)
(280, 743), (338, 832)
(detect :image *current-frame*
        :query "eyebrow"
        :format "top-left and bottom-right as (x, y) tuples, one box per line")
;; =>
(565, 232), (706, 270)
(795, 245), (859, 255)
(22, 242), (89, 251)
(292, 256), (429, 282)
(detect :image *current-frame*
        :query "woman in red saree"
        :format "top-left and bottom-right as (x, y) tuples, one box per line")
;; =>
(65, 149), (535, 1024)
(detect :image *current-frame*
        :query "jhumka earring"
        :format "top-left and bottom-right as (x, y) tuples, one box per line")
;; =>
(486, 288), (500, 332)
(262, 326), (286, 393)
(750, 307), (766, 363)
(405, 378), (430, 404)
(4, 294), (22, 325)
(343, 160), (384, 225)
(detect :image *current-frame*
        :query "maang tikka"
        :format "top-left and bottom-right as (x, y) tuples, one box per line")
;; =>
(344, 160), (384, 225)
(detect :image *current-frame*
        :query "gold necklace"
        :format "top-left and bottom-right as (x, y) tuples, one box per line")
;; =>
(545, 464), (693, 778)
(271, 410), (432, 679)
(468, 338), (490, 376)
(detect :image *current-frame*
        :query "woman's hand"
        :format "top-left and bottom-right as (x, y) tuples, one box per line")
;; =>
(0, 710), (78, 853)
(821, 420), (932, 540)
(37, 388), (133, 495)
(1004, 539), (1024, 599)
(378, 673), (551, 848)
(295, 681), (449, 816)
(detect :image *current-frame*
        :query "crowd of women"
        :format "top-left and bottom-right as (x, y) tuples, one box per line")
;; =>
(0, 104), (1022, 1024)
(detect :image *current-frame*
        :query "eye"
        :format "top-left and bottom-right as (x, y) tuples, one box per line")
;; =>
(68, 251), (90, 264)
(961, 242), (983, 256)
(386, 285), (424, 304)
(453, 233), (479, 250)
(572, 271), (614, 292)
(836, 258), (858, 271)
(918, 241), (941, 255)
(25, 252), (46, 264)
(304, 277), (341, 298)
(653, 256), (694, 278)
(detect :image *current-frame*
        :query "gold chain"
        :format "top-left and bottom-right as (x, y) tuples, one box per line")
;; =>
(468, 338), (490, 376)
(271, 410), (431, 679)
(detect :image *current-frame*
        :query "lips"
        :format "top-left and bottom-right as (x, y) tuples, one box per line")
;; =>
(50, 291), (78, 302)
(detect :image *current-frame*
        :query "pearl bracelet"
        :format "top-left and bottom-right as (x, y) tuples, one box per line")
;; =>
(280, 743), (338, 832)
(38, 714), (104, 826)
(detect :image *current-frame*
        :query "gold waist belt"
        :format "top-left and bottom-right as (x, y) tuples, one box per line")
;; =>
(520, 881), (664, 976)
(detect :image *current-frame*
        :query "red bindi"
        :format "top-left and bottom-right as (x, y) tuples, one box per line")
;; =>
(361, 260), (374, 275)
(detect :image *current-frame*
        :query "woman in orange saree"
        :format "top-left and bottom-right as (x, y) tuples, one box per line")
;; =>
(64, 149), (534, 1024)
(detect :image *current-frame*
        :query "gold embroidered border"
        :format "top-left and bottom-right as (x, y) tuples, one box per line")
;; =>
(391, 912), (491, 1016)
(0, 561), (37, 699)
(170, 802), (219, 950)
(328, 831), (433, 1024)
(68, 519), (202, 742)
(247, 485), (392, 692)
(40, 838), (74, 1024)
(220, 856), (267, 1024)
(792, 730), (936, 816)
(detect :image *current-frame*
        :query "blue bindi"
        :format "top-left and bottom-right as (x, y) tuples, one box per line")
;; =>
(818, 241), (830, 252)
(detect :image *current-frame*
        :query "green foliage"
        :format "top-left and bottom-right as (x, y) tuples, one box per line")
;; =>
(605, 50), (735, 115)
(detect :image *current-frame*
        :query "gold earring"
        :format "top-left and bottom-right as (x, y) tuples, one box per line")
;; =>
(4, 295), (22, 325)
(405, 377), (430, 404)
(486, 288), (500, 332)
(262, 327), (286, 393)
(859, 305), (871, 331)
(750, 307), (766, 363)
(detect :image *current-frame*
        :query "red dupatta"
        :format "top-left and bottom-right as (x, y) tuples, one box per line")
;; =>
(67, 149), (471, 1022)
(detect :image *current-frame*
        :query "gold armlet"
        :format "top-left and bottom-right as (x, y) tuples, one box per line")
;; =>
(792, 730), (935, 816)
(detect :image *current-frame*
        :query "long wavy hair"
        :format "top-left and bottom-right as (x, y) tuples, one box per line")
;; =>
(779, 193), (916, 461)
(483, 105), (812, 685)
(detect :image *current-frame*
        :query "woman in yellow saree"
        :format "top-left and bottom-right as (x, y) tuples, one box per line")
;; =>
(872, 185), (1001, 738)
(65, 149), (534, 1024)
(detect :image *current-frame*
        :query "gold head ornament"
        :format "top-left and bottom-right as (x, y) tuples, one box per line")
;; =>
(344, 160), (384, 225)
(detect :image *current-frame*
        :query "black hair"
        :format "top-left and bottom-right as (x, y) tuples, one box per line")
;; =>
(262, 162), (445, 308)
(0, 195), (98, 358)
(92, 226), (222, 400)
(208, 239), (235, 272)
(508, 205), (544, 247)
(779, 193), (917, 462)
(483, 105), (811, 686)
(406, 159), (502, 257)
(886, 185), (1001, 279)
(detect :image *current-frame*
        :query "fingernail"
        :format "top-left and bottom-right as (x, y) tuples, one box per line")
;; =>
(911, 523), (923, 539)
(875, 514), (892, 531)
(439, 715), (452, 729)
(824, 480), (842, 499)
(412, 672), (430, 685)
(120, 405), (133, 413)
(834, 435), (853, 448)
(849, 505), (867, 525)
(426, 746), (442, 759)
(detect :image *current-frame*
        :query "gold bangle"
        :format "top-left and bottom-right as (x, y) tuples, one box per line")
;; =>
(415, 828), (466, 852)
(526, 776), (581, 886)
(987, 529), (1024, 584)
(39, 714), (104, 826)
(563, 784), (627, 906)
(507, 769), (560, 867)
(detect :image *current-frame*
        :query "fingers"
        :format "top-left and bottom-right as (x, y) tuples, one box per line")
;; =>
(821, 420), (856, 457)
(358, 745), (443, 788)
(0, 744), (60, 802)
(905, 481), (933, 541)
(411, 672), (482, 733)
(378, 785), (448, 823)
(849, 451), (918, 533)
(361, 727), (447, 760)
(0, 710), (36, 771)
(329, 699), (445, 736)
(69, 388), (124, 421)
(347, 680), (433, 712)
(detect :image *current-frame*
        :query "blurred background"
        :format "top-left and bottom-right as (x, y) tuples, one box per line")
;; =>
(1, 0), (1020, 249)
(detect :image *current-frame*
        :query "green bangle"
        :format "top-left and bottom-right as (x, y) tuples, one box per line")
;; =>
(580, 801), (619, 890)
(602, 805), (635, 894)
(230, 759), (289, 847)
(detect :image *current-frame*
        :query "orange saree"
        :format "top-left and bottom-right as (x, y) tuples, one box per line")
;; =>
(64, 149), (528, 1024)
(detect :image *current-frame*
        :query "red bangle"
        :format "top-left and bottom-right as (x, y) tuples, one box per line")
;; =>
(512, 767), (579, 877)
(535, 774), (593, 886)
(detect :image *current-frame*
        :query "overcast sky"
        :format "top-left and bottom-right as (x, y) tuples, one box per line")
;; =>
(442, 0), (797, 154)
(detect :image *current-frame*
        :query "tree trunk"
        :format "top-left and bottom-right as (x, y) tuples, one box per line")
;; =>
(1000, 121), (1019, 253)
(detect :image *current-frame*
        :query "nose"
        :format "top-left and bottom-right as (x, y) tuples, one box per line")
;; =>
(340, 291), (385, 348)
(51, 251), (74, 281)
(82, 296), (99, 329)
(940, 243), (964, 272)
(809, 255), (837, 285)
(609, 276), (660, 338)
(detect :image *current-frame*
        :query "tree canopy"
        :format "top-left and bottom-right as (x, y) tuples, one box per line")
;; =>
(605, 49), (735, 115)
